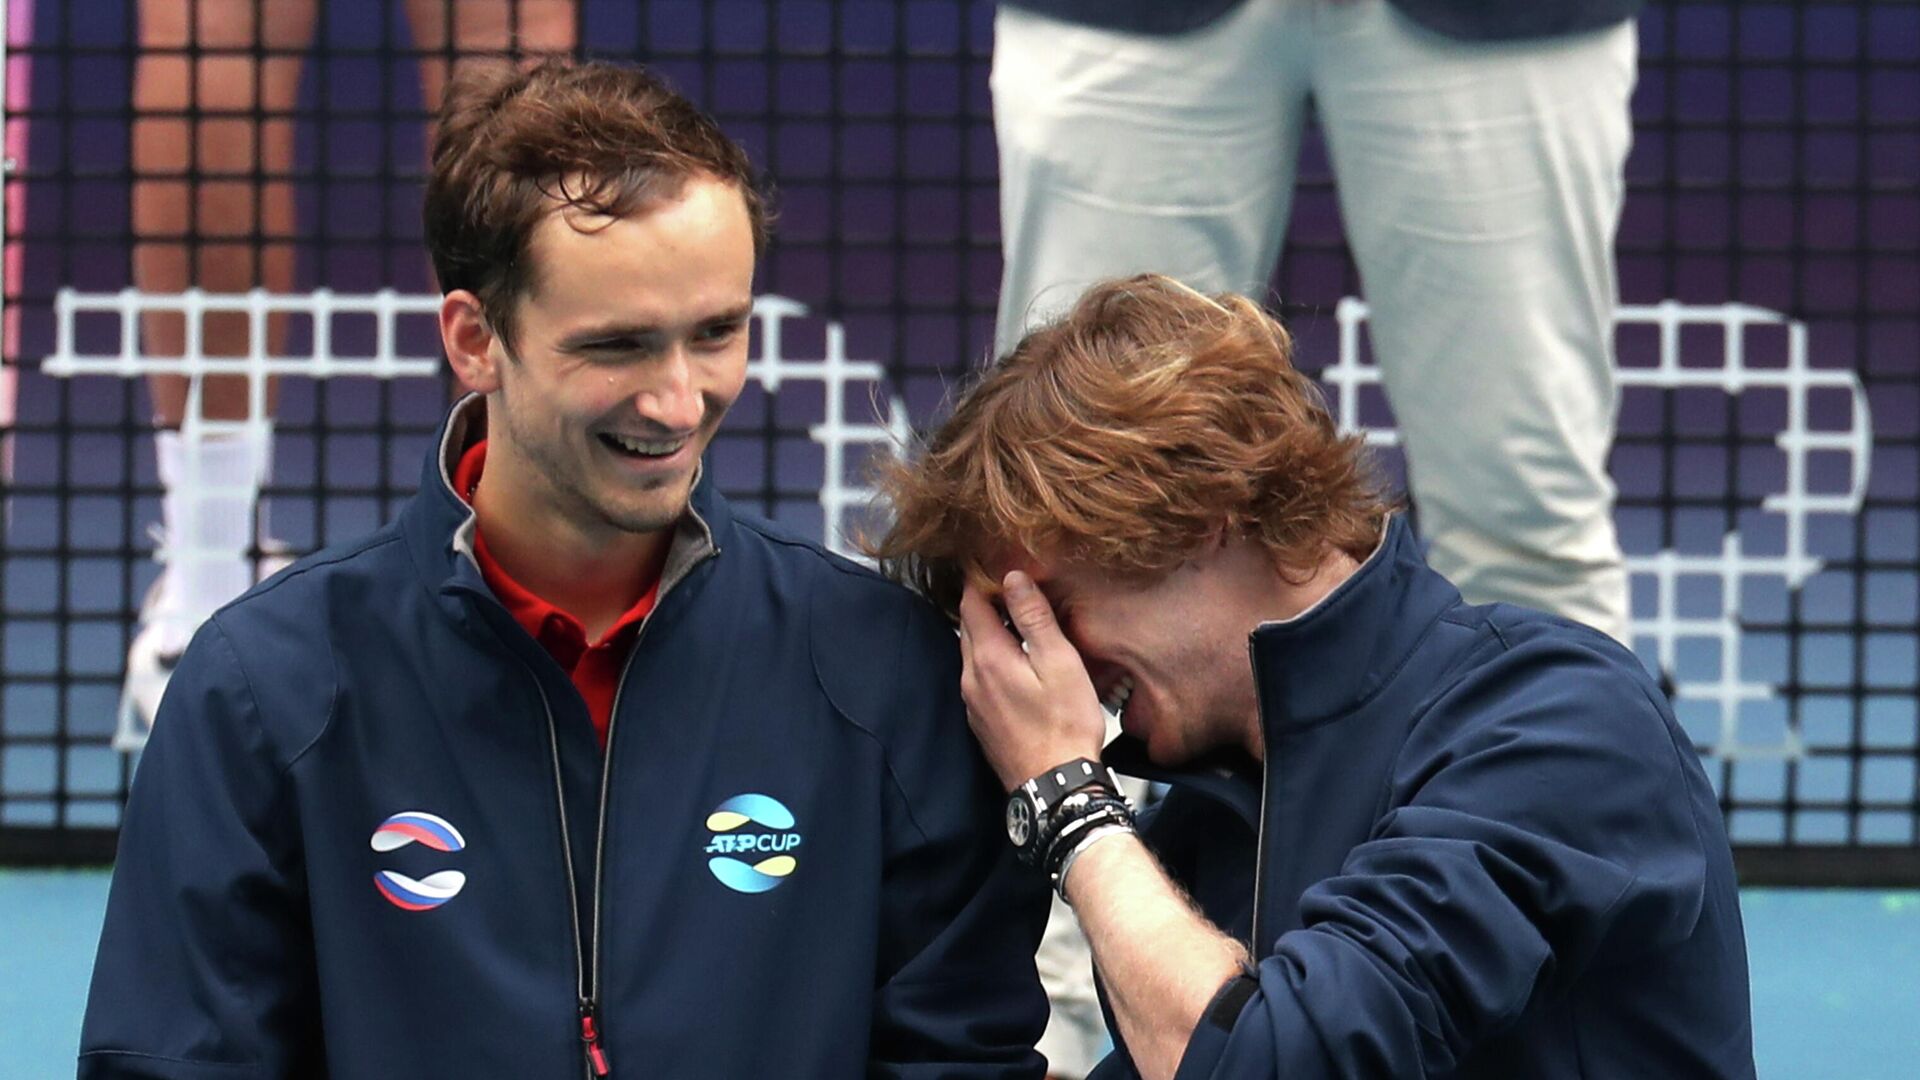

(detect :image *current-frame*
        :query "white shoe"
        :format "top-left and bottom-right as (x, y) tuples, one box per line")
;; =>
(115, 612), (190, 752)
(115, 531), (297, 752)
(251, 536), (297, 584)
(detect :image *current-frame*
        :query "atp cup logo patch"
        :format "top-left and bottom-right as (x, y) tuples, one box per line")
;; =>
(370, 811), (468, 911)
(704, 793), (802, 894)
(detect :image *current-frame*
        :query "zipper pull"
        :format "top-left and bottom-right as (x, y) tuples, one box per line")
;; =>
(580, 1003), (611, 1076)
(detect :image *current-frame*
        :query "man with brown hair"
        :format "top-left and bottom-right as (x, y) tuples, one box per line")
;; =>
(81, 60), (1048, 1078)
(873, 274), (1754, 1080)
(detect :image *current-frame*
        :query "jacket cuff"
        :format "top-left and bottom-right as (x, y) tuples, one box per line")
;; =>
(1170, 975), (1258, 1080)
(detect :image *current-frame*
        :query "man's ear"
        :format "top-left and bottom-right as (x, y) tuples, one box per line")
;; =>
(440, 290), (505, 394)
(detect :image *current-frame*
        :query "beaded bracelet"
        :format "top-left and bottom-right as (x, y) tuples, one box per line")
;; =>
(1042, 798), (1134, 883)
(1030, 787), (1129, 867)
(1051, 822), (1135, 902)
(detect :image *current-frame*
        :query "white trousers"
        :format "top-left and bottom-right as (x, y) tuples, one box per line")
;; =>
(993, 0), (1637, 643)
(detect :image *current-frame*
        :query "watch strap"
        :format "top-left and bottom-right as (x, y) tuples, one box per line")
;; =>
(1022, 757), (1122, 810)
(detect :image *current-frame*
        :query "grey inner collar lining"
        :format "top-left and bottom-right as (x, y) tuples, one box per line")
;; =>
(1253, 516), (1394, 633)
(437, 395), (717, 590)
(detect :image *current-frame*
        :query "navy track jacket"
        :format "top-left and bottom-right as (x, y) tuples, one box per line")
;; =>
(1093, 518), (1755, 1079)
(80, 398), (1050, 1079)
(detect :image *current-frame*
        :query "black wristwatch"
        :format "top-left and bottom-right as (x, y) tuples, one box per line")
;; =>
(1006, 758), (1123, 866)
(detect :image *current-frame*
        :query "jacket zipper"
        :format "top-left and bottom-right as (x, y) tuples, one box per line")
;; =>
(445, 419), (720, 1077)
(1247, 634), (1273, 955)
(525, 670), (604, 1078)
(546, 543), (719, 1079)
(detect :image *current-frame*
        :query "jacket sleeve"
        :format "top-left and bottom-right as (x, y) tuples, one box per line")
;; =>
(863, 604), (1052, 1078)
(79, 619), (323, 1079)
(1167, 640), (1715, 1079)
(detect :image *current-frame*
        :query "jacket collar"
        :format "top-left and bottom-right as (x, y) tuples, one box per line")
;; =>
(1249, 514), (1458, 732)
(402, 394), (726, 603)
(1104, 515), (1459, 822)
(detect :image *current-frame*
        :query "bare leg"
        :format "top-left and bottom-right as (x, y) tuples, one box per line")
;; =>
(135, 0), (317, 424)
(404, 0), (575, 399)
(404, 0), (578, 116)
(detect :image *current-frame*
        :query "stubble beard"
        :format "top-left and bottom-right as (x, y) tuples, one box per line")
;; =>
(503, 410), (698, 544)
(593, 472), (695, 536)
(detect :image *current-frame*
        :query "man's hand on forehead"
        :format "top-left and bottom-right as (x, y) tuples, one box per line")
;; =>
(956, 571), (1108, 792)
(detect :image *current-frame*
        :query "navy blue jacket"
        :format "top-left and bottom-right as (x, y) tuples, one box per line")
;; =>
(81, 399), (1050, 1079)
(1002, 0), (1643, 42)
(1091, 518), (1754, 1079)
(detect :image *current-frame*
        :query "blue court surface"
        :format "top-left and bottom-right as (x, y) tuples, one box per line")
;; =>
(2, 871), (1916, 1077)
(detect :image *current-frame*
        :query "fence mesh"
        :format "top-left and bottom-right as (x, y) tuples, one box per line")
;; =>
(2, 1), (1916, 879)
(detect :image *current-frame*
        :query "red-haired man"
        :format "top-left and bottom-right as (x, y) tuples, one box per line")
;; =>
(873, 275), (1754, 1080)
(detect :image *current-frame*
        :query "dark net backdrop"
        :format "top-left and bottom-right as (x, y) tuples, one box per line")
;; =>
(1, 1), (1916, 880)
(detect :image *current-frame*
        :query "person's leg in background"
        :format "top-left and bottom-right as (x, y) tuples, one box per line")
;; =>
(404, 0), (576, 117)
(121, 0), (578, 742)
(990, 3), (1305, 1073)
(403, 0), (573, 401)
(1311, 1), (1637, 641)
(125, 0), (318, 740)
(991, 0), (1306, 357)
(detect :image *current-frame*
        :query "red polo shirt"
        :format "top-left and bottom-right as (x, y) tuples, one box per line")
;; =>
(453, 440), (659, 748)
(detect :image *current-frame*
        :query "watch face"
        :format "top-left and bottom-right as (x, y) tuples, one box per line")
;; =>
(1006, 794), (1034, 848)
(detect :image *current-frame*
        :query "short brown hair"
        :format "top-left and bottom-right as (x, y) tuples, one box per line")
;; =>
(870, 274), (1391, 616)
(424, 58), (768, 349)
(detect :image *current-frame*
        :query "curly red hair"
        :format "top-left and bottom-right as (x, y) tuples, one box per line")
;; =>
(868, 274), (1391, 616)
